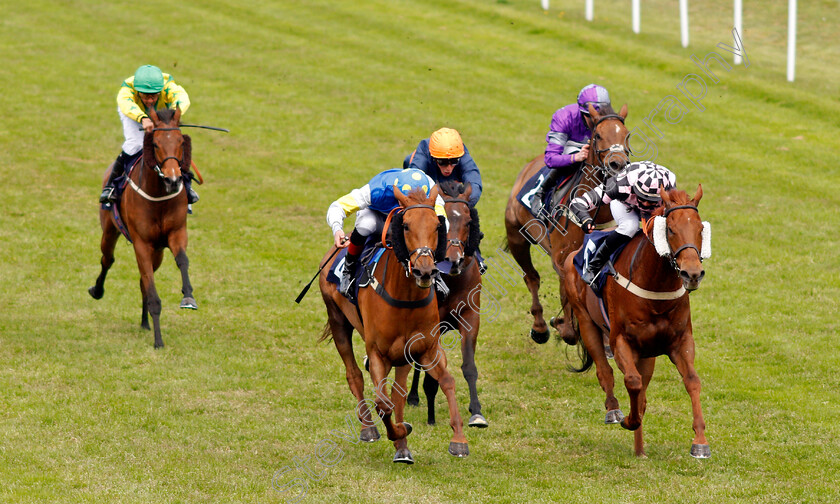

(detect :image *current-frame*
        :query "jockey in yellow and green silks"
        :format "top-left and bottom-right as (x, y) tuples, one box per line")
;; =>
(100, 65), (198, 205)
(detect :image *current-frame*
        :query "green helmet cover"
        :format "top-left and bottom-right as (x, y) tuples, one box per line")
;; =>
(133, 65), (164, 93)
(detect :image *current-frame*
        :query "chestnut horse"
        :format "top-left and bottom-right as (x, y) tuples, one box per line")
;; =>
(406, 181), (487, 428)
(318, 186), (468, 464)
(504, 103), (629, 345)
(89, 107), (195, 349)
(563, 186), (711, 457)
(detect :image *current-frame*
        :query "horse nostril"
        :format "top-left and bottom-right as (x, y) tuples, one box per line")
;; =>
(697, 270), (705, 282)
(679, 270), (691, 283)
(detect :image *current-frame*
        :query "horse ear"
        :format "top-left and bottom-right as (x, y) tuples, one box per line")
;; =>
(659, 185), (673, 207)
(463, 183), (472, 201)
(393, 185), (410, 207)
(588, 103), (600, 121)
(174, 106), (182, 125)
(148, 107), (160, 124)
(428, 184), (440, 203)
(619, 103), (628, 119)
(691, 184), (703, 206)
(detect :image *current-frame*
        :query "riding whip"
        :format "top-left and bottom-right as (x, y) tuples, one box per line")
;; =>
(295, 246), (343, 304)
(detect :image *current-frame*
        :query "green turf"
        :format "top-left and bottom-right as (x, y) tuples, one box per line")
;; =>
(1, 0), (839, 502)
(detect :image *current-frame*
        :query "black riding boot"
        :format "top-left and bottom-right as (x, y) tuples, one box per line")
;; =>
(531, 168), (562, 216)
(100, 151), (130, 203)
(339, 230), (366, 299)
(182, 171), (199, 204)
(582, 232), (631, 286)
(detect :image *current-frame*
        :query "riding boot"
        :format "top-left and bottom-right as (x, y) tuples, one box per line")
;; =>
(100, 151), (130, 203)
(339, 230), (366, 299)
(530, 168), (562, 216)
(582, 232), (631, 286)
(182, 171), (199, 204)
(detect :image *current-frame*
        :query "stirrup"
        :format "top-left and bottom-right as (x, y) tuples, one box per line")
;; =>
(100, 186), (116, 204)
(188, 188), (200, 204)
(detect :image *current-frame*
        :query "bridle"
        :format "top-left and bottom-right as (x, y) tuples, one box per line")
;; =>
(442, 197), (471, 258)
(397, 203), (439, 275)
(658, 205), (704, 271)
(585, 113), (630, 176)
(150, 126), (184, 179)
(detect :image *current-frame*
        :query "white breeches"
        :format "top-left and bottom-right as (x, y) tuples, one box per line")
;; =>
(610, 199), (641, 238)
(119, 108), (145, 156)
(354, 208), (385, 237)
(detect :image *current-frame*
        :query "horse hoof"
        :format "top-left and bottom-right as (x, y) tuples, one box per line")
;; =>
(363, 355), (369, 372)
(88, 286), (104, 300)
(448, 442), (470, 458)
(154, 342), (165, 349)
(403, 422), (413, 437)
(549, 316), (563, 328)
(406, 392), (420, 406)
(360, 426), (380, 443)
(690, 444), (711, 459)
(393, 448), (414, 464)
(604, 344), (614, 359)
(180, 297), (198, 310)
(468, 414), (489, 428)
(605, 409), (625, 424)
(530, 328), (550, 344)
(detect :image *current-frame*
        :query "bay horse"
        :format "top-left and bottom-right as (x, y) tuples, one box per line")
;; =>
(406, 181), (487, 428)
(318, 186), (469, 464)
(89, 107), (196, 349)
(562, 186), (711, 457)
(503, 103), (629, 345)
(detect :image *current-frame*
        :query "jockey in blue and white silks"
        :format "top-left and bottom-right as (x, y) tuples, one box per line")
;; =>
(568, 161), (677, 285)
(326, 168), (447, 298)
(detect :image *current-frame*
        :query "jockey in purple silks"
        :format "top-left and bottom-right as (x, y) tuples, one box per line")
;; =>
(530, 83), (612, 215)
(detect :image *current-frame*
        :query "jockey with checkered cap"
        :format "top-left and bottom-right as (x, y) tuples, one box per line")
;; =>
(568, 161), (677, 286)
(327, 168), (447, 299)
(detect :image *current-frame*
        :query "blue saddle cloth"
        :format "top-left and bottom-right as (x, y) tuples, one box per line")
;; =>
(572, 231), (630, 297)
(515, 167), (575, 219)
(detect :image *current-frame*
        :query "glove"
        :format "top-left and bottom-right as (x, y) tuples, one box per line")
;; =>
(581, 219), (595, 233)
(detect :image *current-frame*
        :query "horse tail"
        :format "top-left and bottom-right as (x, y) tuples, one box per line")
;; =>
(566, 341), (593, 373)
(500, 237), (510, 253)
(318, 322), (333, 343)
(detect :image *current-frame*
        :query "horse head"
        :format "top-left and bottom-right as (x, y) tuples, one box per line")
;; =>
(655, 185), (710, 291)
(144, 107), (189, 195)
(392, 185), (443, 289)
(439, 181), (480, 276)
(587, 103), (630, 176)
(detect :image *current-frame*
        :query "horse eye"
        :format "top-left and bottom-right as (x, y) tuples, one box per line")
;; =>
(667, 226), (674, 235)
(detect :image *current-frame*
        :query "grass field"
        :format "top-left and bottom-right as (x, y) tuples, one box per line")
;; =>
(2, 0), (840, 502)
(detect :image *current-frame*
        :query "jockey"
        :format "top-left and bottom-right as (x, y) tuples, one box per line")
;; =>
(327, 168), (447, 299)
(100, 65), (198, 205)
(531, 84), (612, 215)
(403, 127), (482, 208)
(568, 161), (677, 286)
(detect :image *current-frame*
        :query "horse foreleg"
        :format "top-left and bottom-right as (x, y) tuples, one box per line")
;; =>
(367, 353), (405, 443)
(421, 347), (468, 457)
(89, 221), (119, 300)
(407, 367), (421, 406)
(460, 312), (487, 428)
(135, 243), (164, 348)
(669, 331), (710, 458)
(169, 231), (197, 310)
(632, 357), (656, 457)
(392, 365), (414, 463)
(614, 336), (643, 434)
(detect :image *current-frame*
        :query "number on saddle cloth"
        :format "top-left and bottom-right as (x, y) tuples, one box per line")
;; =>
(572, 231), (630, 297)
(326, 237), (387, 304)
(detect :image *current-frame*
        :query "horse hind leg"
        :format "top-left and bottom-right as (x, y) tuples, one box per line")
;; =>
(460, 321), (487, 427)
(406, 367), (421, 406)
(89, 221), (120, 300)
(505, 227), (549, 343)
(136, 245), (164, 348)
(422, 372), (439, 425)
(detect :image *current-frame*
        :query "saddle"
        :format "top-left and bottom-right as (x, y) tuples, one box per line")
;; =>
(517, 166), (583, 220)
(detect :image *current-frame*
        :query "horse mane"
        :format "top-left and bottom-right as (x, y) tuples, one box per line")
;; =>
(439, 180), (465, 198)
(597, 104), (617, 116)
(155, 107), (178, 123)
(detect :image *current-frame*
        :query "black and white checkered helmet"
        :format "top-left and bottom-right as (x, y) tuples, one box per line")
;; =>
(628, 162), (676, 203)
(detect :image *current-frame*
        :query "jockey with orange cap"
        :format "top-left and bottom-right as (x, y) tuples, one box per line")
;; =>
(403, 127), (483, 208)
(327, 168), (448, 299)
(100, 65), (198, 206)
(531, 84), (612, 215)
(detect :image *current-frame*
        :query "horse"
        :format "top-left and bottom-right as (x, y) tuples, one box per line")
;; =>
(89, 107), (196, 349)
(562, 186), (711, 457)
(318, 185), (469, 464)
(503, 103), (629, 346)
(405, 181), (487, 428)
